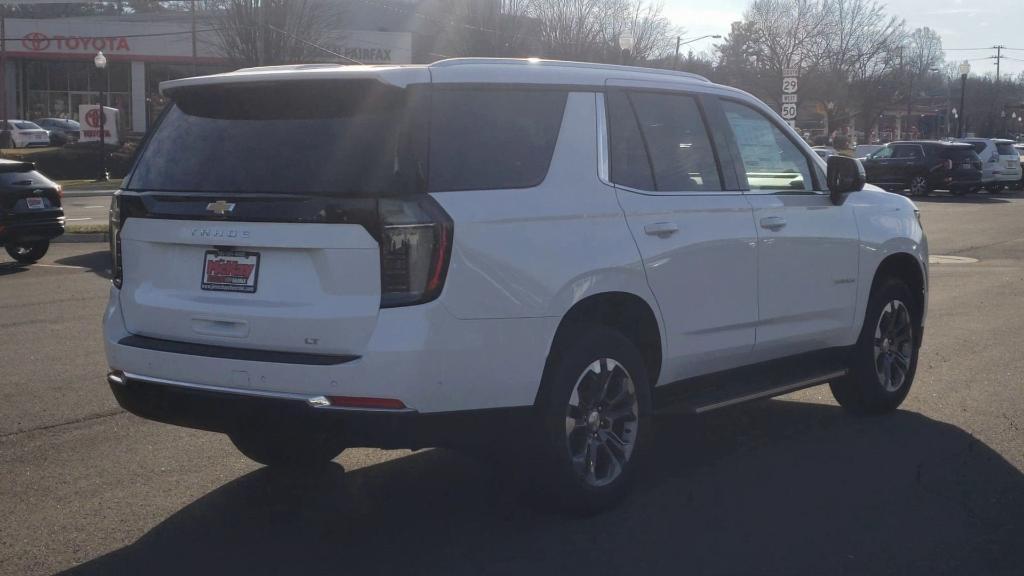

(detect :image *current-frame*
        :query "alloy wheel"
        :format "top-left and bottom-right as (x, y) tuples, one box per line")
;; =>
(564, 358), (639, 487)
(910, 176), (928, 196)
(873, 299), (913, 392)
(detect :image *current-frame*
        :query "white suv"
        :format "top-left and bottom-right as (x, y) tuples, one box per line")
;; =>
(960, 137), (1023, 192)
(104, 59), (928, 512)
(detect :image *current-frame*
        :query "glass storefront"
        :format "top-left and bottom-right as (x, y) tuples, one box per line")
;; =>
(20, 59), (132, 133)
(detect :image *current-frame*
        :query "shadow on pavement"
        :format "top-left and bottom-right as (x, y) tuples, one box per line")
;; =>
(60, 401), (1023, 576)
(0, 261), (31, 276)
(54, 249), (111, 279)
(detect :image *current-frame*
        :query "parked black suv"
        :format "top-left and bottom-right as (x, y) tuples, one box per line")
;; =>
(0, 160), (64, 263)
(862, 141), (982, 196)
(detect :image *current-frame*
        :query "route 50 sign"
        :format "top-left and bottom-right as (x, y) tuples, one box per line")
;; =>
(782, 77), (798, 94)
(781, 103), (797, 119)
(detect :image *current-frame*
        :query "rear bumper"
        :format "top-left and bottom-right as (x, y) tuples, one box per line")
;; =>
(104, 287), (557, 415)
(0, 218), (64, 243)
(108, 372), (532, 449)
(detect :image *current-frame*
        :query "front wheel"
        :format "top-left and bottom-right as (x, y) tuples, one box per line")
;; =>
(985, 184), (1005, 193)
(228, 426), (346, 469)
(535, 325), (652, 514)
(831, 278), (919, 414)
(5, 240), (49, 263)
(909, 175), (931, 196)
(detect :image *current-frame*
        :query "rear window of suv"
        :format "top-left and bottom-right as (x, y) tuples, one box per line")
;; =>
(127, 81), (567, 196)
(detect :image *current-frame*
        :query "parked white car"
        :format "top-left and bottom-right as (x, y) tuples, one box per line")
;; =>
(3, 120), (50, 148)
(960, 137), (1021, 192)
(104, 59), (928, 512)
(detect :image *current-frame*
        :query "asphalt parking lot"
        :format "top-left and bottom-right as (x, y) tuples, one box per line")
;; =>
(1, 191), (1022, 575)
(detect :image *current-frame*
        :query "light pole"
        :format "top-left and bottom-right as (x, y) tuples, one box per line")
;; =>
(673, 34), (721, 70)
(958, 60), (970, 138)
(94, 50), (108, 182)
(619, 33), (634, 66)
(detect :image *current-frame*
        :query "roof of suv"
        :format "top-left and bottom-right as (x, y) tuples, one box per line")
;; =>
(160, 58), (716, 95)
(888, 140), (973, 148)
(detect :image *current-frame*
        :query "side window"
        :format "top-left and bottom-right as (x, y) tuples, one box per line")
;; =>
(607, 91), (655, 190)
(428, 89), (567, 192)
(625, 91), (722, 191)
(721, 100), (814, 192)
(892, 145), (922, 159)
(871, 146), (894, 160)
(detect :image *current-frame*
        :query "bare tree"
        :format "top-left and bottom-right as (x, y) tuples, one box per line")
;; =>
(437, 0), (535, 58)
(212, 0), (341, 67)
(532, 0), (609, 60)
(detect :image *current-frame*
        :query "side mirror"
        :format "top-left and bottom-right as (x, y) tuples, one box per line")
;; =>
(827, 155), (865, 204)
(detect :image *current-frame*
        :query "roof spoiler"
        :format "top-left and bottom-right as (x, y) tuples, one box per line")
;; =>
(0, 160), (35, 173)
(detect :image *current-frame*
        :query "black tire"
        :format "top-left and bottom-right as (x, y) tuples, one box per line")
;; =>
(228, 425), (346, 469)
(534, 324), (652, 514)
(831, 278), (919, 415)
(5, 240), (49, 263)
(985, 184), (1005, 193)
(950, 186), (966, 196)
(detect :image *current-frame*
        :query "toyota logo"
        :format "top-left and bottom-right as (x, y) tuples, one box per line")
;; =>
(85, 108), (103, 129)
(22, 32), (50, 51)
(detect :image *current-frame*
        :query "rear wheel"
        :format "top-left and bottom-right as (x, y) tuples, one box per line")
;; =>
(228, 426), (345, 469)
(5, 240), (49, 263)
(534, 325), (652, 514)
(831, 278), (919, 414)
(909, 175), (931, 196)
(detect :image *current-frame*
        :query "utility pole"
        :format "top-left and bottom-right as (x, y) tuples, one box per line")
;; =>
(191, 0), (198, 75)
(994, 45), (1004, 83)
(674, 36), (681, 70)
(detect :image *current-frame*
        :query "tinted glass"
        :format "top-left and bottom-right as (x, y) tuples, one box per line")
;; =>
(940, 147), (979, 163)
(128, 80), (425, 196)
(15, 122), (41, 130)
(721, 100), (813, 191)
(996, 142), (1017, 155)
(428, 89), (566, 191)
(870, 146), (894, 159)
(892, 145), (922, 159)
(969, 141), (987, 154)
(627, 92), (721, 191)
(606, 91), (654, 190)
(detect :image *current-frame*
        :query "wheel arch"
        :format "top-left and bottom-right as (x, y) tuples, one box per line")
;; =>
(868, 251), (926, 341)
(537, 291), (663, 405)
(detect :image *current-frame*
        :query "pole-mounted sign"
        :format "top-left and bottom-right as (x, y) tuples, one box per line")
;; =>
(781, 68), (798, 127)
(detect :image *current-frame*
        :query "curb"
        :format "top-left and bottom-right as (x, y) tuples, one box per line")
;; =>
(54, 232), (108, 244)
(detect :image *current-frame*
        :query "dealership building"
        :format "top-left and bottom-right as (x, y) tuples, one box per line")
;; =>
(1, 6), (420, 135)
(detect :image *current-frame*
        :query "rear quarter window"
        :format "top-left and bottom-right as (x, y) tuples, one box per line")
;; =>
(427, 89), (567, 192)
(996, 143), (1017, 155)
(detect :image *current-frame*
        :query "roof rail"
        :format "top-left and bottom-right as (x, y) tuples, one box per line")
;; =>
(430, 58), (711, 83)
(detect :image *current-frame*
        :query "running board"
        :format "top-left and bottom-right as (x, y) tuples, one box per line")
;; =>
(654, 348), (851, 415)
(690, 370), (846, 414)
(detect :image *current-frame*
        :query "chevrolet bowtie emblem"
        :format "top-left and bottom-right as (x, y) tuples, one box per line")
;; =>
(206, 200), (236, 215)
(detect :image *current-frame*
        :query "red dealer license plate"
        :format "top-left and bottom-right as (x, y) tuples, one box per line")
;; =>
(202, 250), (260, 293)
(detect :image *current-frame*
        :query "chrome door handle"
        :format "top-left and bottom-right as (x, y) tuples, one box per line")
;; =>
(759, 216), (787, 230)
(644, 221), (679, 237)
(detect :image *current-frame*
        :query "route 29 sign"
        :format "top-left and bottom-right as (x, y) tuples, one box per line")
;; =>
(782, 77), (798, 94)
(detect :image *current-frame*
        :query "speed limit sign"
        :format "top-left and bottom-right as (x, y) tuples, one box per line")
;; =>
(782, 77), (798, 94)
(781, 103), (797, 119)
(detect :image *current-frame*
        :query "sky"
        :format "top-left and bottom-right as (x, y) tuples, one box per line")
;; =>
(665, 0), (1024, 78)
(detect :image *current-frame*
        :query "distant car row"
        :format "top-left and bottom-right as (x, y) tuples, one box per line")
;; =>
(816, 138), (1022, 196)
(1, 118), (81, 148)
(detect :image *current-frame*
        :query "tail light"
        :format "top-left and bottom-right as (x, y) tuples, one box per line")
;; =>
(938, 159), (953, 171)
(55, 184), (63, 200)
(990, 151), (1000, 163)
(377, 195), (453, 308)
(109, 193), (124, 288)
